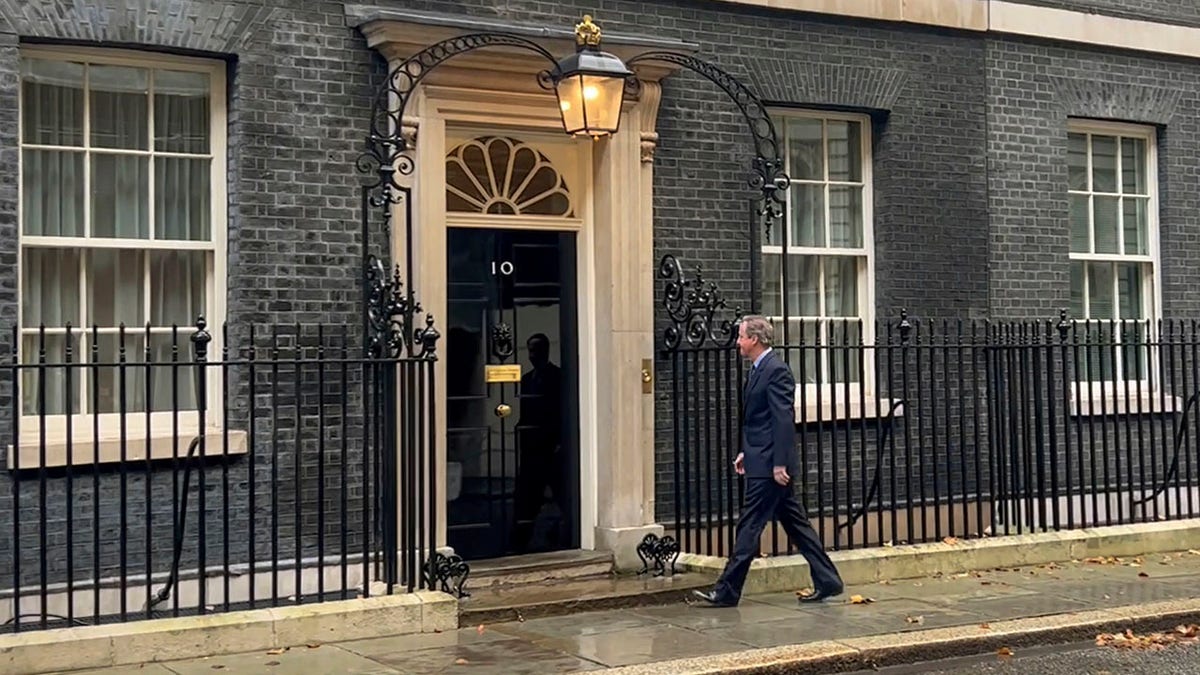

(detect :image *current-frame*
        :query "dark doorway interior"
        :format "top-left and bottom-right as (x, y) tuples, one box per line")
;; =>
(444, 227), (580, 560)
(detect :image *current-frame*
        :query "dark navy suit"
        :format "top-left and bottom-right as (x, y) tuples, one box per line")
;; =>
(712, 349), (842, 604)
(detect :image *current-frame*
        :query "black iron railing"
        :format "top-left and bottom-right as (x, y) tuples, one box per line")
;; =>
(0, 318), (439, 633)
(662, 311), (1200, 558)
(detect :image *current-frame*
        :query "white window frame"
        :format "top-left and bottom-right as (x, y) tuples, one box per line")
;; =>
(13, 45), (231, 464)
(767, 108), (886, 420)
(1066, 119), (1173, 415)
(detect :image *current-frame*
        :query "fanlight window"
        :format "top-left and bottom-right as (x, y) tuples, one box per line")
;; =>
(445, 136), (573, 217)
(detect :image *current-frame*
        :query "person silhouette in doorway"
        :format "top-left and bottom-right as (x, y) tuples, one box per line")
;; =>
(513, 333), (565, 552)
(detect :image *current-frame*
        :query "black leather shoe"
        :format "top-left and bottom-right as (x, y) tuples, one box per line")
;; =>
(798, 585), (844, 604)
(692, 589), (737, 607)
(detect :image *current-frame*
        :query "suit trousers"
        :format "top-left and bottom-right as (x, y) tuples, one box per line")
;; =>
(713, 477), (842, 604)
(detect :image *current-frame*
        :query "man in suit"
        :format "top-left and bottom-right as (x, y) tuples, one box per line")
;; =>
(693, 315), (844, 607)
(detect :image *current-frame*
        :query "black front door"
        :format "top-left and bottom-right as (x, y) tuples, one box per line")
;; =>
(445, 227), (580, 560)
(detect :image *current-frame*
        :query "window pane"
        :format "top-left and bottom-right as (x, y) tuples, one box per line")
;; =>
(787, 255), (820, 318)
(150, 251), (206, 327)
(1118, 263), (1144, 320)
(1069, 261), (1084, 319)
(91, 332), (148, 413)
(92, 154), (149, 238)
(1121, 137), (1146, 195)
(824, 257), (859, 318)
(786, 117), (823, 181)
(788, 183), (824, 247)
(22, 149), (84, 236)
(22, 248), (80, 328)
(1067, 132), (1088, 191)
(156, 157), (211, 240)
(763, 252), (781, 316)
(1093, 195), (1119, 254)
(154, 69), (210, 153)
(827, 120), (862, 182)
(1087, 262), (1114, 320)
(1081, 320), (1115, 382)
(1122, 196), (1148, 255)
(1091, 135), (1117, 193)
(828, 186), (863, 248)
(88, 249), (145, 327)
(149, 332), (199, 411)
(1069, 194), (1089, 253)
(90, 65), (148, 150)
(773, 319), (818, 384)
(22, 334), (81, 416)
(1121, 320), (1147, 381)
(21, 58), (84, 146)
(828, 319), (862, 384)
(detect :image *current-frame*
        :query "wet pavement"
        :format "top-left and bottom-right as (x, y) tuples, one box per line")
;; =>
(58, 551), (1200, 674)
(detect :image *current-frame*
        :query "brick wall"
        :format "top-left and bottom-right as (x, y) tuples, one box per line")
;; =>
(3, 0), (1200, 591)
(1010, 0), (1200, 29)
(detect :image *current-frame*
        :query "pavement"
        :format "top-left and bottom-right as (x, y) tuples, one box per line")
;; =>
(52, 549), (1200, 674)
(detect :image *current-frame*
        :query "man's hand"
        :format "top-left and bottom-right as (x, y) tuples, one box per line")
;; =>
(733, 453), (745, 475)
(773, 466), (790, 486)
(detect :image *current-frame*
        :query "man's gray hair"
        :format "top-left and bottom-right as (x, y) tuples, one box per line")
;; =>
(740, 315), (774, 347)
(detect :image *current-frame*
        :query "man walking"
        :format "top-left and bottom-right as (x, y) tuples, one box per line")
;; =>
(693, 315), (843, 607)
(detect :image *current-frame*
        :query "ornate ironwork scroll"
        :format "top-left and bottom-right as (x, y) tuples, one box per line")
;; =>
(423, 551), (471, 598)
(625, 52), (789, 233)
(359, 33), (560, 202)
(658, 254), (741, 352)
(635, 533), (680, 577)
(363, 255), (440, 360)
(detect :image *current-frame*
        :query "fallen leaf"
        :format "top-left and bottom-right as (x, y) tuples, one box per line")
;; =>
(883, 541), (894, 547)
(980, 623), (992, 630)
(265, 648), (287, 656)
(455, 658), (470, 665)
(943, 536), (959, 546)
(477, 624), (486, 635)
(1096, 625), (1200, 651)
(211, 667), (226, 671)
(880, 579), (894, 585)
(265, 662), (280, 667)
(905, 615), (925, 625)
(306, 644), (320, 649)
(997, 646), (1014, 658)
(1138, 572), (1150, 578)
(849, 595), (875, 605)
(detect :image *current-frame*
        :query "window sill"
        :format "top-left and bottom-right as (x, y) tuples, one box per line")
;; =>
(794, 389), (905, 423)
(7, 427), (248, 470)
(1069, 390), (1184, 417)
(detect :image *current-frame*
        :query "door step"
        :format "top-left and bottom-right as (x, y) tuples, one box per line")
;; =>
(467, 550), (614, 589)
(458, 571), (713, 627)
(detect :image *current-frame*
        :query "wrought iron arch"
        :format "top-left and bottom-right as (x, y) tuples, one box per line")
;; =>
(626, 52), (791, 347)
(359, 33), (563, 361)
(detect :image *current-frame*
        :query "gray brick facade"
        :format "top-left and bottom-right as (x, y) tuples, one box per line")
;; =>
(1012, 0), (1200, 29)
(2, 0), (1200, 600)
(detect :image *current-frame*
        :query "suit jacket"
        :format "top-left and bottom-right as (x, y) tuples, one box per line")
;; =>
(740, 350), (799, 479)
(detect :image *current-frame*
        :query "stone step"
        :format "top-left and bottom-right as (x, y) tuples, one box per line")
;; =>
(457, 570), (713, 628)
(466, 549), (615, 589)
